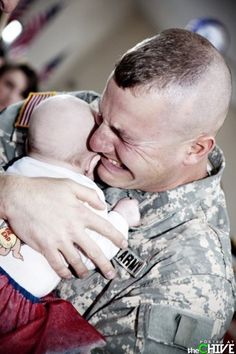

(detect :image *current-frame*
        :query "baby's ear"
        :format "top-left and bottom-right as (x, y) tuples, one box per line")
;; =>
(25, 138), (29, 154)
(85, 154), (101, 180)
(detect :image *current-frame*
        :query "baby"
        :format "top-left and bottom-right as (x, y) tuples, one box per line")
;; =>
(0, 95), (139, 354)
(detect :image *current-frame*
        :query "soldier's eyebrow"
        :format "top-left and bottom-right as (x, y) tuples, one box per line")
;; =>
(110, 125), (127, 138)
(98, 100), (130, 139)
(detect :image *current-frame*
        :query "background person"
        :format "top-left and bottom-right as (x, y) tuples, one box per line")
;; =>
(0, 62), (38, 111)
(0, 28), (234, 352)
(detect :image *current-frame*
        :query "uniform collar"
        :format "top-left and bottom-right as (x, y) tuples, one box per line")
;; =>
(104, 146), (225, 236)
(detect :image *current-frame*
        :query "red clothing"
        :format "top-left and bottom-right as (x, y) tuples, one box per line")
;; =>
(0, 270), (105, 354)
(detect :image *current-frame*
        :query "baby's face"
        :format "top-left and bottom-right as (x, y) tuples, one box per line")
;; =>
(74, 107), (100, 179)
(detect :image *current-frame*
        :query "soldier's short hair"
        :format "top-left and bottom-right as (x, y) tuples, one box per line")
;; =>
(114, 28), (217, 91)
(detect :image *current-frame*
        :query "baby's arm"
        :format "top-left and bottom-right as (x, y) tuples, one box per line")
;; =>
(0, 220), (61, 298)
(1, 244), (61, 298)
(81, 198), (140, 270)
(0, 198), (140, 294)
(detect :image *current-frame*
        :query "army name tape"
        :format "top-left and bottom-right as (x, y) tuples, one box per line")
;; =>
(115, 248), (146, 277)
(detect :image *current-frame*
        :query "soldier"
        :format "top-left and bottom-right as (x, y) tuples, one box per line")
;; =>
(0, 28), (235, 353)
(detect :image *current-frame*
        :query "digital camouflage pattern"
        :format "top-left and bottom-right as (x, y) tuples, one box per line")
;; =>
(0, 92), (235, 354)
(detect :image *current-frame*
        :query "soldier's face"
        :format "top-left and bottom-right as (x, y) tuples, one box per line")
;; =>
(90, 79), (188, 192)
(0, 0), (20, 13)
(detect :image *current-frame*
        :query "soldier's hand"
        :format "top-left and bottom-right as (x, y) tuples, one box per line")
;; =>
(1, 175), (127, 279)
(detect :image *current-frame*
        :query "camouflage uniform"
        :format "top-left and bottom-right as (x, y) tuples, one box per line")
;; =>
(0, 92), (235, 354)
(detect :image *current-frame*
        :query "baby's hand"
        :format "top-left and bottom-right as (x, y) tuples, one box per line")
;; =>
(112, 198), (140, 227)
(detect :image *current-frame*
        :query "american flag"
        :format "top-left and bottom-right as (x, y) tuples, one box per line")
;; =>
(15, 92), (56, 128)
(39, 51), (67, 82)
(9, 1), (65, 57)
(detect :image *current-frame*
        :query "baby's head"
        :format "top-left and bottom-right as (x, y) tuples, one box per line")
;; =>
(28, 94), (99, 178)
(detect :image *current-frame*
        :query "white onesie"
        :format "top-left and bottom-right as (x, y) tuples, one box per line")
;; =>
(0, 157), (128, 298)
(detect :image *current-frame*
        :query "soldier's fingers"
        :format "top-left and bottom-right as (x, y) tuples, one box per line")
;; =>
(72, 183), (106, 210)
(61, 244), (89, 279)
(73, 235), (117, 279)
(43, 248), (72, 279)
(85, 210), (128, 249)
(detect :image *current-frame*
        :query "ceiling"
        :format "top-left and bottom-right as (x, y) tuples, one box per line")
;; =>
(138, 0), (236, 108)
(2, 0), (236, 107)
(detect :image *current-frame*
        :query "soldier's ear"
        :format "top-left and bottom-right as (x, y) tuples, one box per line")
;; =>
(184, 135), (215, 165)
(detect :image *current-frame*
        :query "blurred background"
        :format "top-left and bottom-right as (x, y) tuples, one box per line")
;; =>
(0, 0), (236, 240)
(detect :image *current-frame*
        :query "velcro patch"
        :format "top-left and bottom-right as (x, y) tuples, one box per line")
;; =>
(147, 304), (214, 348)
(15, 91), (56, 128)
